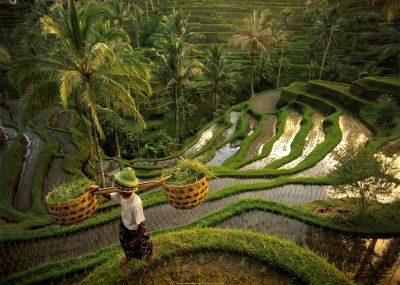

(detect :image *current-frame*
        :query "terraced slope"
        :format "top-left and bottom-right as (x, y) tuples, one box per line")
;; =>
(1, 77), (399, 284)
(161, 0), (395, 78)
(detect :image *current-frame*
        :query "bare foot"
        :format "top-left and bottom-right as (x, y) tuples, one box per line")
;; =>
(121, 259), (131, 272)
(148, 247), (156, 265)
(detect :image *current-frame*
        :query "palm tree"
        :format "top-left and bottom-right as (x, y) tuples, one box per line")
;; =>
(111, 0), (144, 48)
(229, 9), (275, 95)
(311, 4), (344, 79)
(276, 7), (293, 88)
(155, 9), (202, 139)
(305, 0), (329, 22)
(203, 44), (236, 113)
(10, 0), (152, 186)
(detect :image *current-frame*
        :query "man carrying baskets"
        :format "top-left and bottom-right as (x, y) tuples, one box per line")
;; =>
(91, 167), (156, 271)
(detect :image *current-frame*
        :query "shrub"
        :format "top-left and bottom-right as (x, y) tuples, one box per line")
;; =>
(328, 146), (399, 215)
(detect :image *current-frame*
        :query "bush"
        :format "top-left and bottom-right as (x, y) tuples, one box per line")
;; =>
(328, 146), (399, 215)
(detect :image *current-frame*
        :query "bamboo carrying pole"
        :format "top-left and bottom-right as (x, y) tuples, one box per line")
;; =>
(47, 176), (171, 225)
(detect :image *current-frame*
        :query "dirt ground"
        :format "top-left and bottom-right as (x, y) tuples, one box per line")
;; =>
(125, 251), (302, 285)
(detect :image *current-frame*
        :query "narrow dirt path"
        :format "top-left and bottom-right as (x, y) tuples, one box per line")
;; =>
(250, 90), (281, 113)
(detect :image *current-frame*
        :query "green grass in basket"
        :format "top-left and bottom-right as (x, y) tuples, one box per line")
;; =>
(163, 159), (214, 186)
(47, 177), (93, 204)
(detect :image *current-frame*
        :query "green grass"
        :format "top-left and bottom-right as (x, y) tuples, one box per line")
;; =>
(4, 228), (352, 285)
(264, 103), (314, 169)
(222, 112), (265, 166)
(0, 106), (19, 130)
(0, 175), (330, 242)
(6, 196), (399, 284)
(354, 77), (400, 98)
(81, 228), (352, 285)
(29, 123), (59, 213)
(226, 107), (289, 169)
(0, 134), (24, 209)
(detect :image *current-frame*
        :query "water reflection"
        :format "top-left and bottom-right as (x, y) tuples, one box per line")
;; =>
(184, 123), (218, 158)
(296, 115), (371, 177)
(206, 139), (241, 166)
(241, 111), (302, 170)
(280, 113), (325, 169)
(217, 211), (400, 284)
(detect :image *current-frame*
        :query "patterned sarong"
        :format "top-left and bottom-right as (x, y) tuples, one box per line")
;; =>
(119, 220), (152, 260)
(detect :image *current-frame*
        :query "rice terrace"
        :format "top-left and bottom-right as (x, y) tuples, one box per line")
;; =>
(0, 0), (400, 284)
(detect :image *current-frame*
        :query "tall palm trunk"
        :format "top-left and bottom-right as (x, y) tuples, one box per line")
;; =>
(250, 45), (255, 95)
(214, 81), (218, 113)
(149, 0), (154, 11)
(134, 17), (140, 48)
(319, 28), (333, 80)
(277, 26), (286, 88)
(115, 127), (121, 158)
(91, 119), (106, 187)
(360, 33), (369, 68)
(174, 82), (179, 139)
(145, 1), (149, 22)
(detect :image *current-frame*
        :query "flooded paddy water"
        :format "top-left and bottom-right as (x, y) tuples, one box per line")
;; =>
(296, 115), (371, 177)
(218, 211), (400, 285)
(280, 113), (325, 169)
(241, 111), (302, 170)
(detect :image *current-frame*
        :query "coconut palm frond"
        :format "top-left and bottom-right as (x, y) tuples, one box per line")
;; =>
(0, 45), (13, 66)
(383, 0), (400, 23)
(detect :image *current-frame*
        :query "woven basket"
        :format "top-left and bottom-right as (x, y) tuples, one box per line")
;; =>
(163, 176), (209, 209)
(46, 191), (98, 225)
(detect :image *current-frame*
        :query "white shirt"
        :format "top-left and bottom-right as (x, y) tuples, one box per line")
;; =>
(110, 192), (145, 230)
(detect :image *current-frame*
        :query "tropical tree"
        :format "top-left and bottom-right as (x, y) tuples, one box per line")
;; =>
(203, 44), (236, 112)
(366, 25), (400, 71)
(276, 7), (293, 88)
(10, 0), (152, 186)
(110, 0), (144, 48)
(229, 9), (275, 95)
(329, 146), (399, 216)
(304, 0), (329, 22)
(155, 9), (202, 139)
(311, 4), (344, 79)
